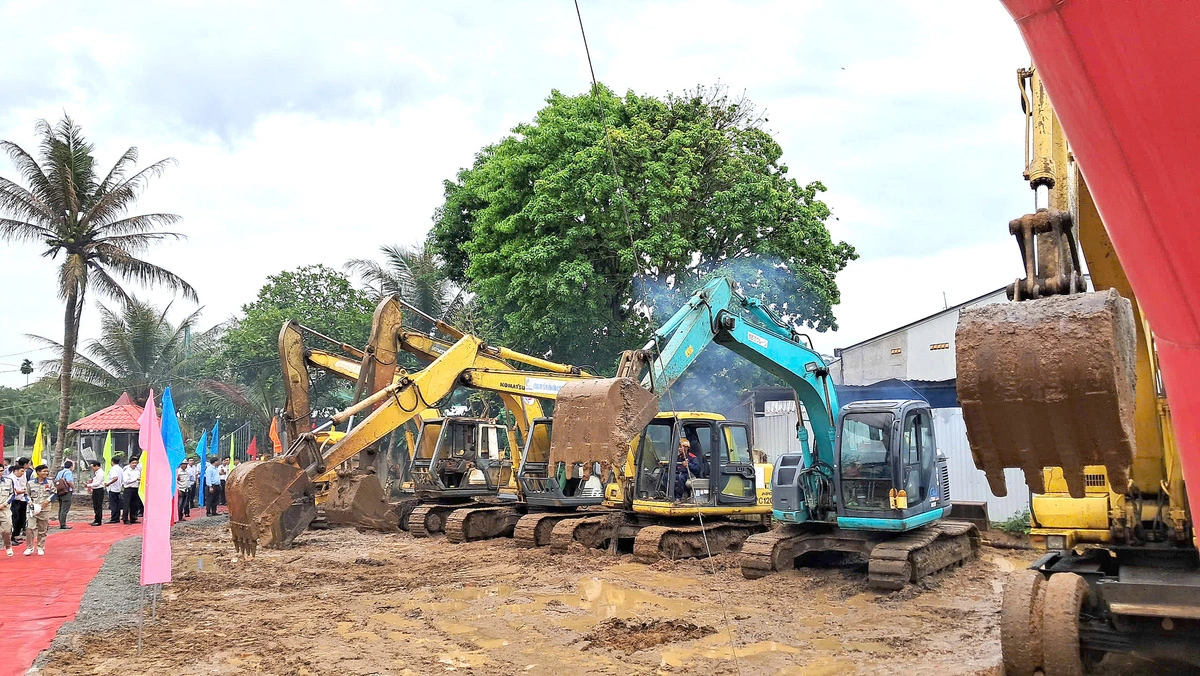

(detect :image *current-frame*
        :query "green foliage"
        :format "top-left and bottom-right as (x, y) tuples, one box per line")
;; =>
(992, 510), (1032, 536)
(0, 382), (61, 448)
(212, 264), (374, 421)
(432, 84), (856, 369)
(36, 298), (209, 408)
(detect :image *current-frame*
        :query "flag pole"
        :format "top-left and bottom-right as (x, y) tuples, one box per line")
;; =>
(137, 585), (145, 653)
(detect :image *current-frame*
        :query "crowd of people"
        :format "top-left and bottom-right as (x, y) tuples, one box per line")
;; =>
(0, 453), (240, 557)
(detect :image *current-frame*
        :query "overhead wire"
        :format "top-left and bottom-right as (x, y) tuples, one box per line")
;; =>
(572, 3), (741, 673)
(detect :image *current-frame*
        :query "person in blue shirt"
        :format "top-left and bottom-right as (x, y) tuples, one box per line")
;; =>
(53, 460), (75, 530)
(673, 439), (703, 501)
(205, 459), (221, 516)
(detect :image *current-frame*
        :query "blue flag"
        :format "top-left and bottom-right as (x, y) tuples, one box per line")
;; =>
(197, 427), (208, 507)
(160, 387), (187, 495)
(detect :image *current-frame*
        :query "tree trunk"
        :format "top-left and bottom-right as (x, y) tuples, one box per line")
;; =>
(53, 287), (81, 469)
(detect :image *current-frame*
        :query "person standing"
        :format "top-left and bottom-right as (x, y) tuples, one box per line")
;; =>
(105, 456), (124, 523)
(217, 460), (229, 506)
(176, 462), (192, 521)
(10, 458), (29, 547)
(121, 457), (142, 525)
(186, 458), (200, 510)
(25, 465), (52, 556)
(205, 459), (220, 516)
(53, 460), (75, 530)
(86, 460), (106, 526)
(0, 466), (14, 556)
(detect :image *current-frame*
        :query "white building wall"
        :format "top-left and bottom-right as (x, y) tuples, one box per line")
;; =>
(752, 400), (812, 465)
(933, 407), (1030, 520)
(904, 313), (959, 381)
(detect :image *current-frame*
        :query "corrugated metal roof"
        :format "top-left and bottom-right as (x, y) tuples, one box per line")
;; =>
(67, 392), (144, 431)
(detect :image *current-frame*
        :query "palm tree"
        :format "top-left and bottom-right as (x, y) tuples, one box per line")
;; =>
(0, 116), (195, 467)
(344, 242), (465, 330)
(37, 298), (208, 408)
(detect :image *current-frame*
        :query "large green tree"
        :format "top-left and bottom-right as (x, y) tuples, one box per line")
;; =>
(0, 116), (195, 467)
(432, 85), (856, 370)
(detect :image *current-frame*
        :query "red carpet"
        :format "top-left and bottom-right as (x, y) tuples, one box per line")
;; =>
(0, 505), (226, 676)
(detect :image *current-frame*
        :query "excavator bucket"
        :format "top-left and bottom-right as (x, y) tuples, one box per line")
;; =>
(550, 378), (660, 469)
(956, 289), (1138, 499)
(322, 471), (401, 532)
(227, 461), (317, 555)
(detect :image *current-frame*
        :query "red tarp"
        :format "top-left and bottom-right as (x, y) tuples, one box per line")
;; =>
(1002, 1), (1200, 528)
(0, 524), (141, 676)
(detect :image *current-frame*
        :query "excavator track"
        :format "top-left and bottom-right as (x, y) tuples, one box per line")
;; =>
(740, 525), (809, 579)
(632, 522), (766, 562)
(513, 513), (582, 548)
(740, 521), (979, 587)
(444, 506), (521, 544)
(407, 504), (460, 538)
(548, 514), (620, 553)
(867, 521), (979, 591)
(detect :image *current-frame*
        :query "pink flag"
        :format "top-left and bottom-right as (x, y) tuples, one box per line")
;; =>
(137, 389), (172, 586)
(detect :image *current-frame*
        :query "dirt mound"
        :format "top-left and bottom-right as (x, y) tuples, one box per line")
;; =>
(582, 617), (716, 653)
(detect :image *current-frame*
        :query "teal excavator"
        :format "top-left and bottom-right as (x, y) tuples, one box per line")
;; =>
(548, 276), (978, 586)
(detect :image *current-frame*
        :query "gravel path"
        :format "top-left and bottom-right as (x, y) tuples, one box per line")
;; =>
(32, 516), (229, 671)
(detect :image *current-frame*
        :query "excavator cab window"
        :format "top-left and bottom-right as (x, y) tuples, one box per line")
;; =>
(635, 420), (674, 501)
(717, 422), (756, 505)
(414, 421), (443, 461)
(839, 412), (894, 511)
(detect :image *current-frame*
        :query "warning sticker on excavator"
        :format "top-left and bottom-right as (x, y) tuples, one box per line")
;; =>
(747, 330), (769, 348)
(525, 377), (566, 395)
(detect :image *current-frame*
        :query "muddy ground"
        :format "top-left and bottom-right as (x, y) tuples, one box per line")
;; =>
(33, 522), (1142, 675)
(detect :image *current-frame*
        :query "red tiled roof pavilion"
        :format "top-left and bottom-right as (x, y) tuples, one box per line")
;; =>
(68, 392), (144, 431)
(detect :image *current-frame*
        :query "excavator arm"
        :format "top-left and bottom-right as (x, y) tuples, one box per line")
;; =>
(552, 276), (838, 482)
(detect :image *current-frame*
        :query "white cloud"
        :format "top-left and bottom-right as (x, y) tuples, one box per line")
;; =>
(0, 0), (1037, 388)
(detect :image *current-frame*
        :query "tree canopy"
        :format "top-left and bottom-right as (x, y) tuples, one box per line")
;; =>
(432, 85), (856, 370)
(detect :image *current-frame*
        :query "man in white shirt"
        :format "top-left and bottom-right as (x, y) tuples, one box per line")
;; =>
(121, 457), (142, 525)
(106, 456), (124, 523)
(176, 463), (192, 520)
(217, 461), (229, 506)
(10, 458), (29, 546)
(185, 458), (200, 510)
(86, 460), (106, 526)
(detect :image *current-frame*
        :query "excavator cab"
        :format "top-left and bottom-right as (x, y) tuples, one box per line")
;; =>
(832, 400), (950, 530)
(518, 418), (605, 508)
(632, 415), (756, 507)
(410, 417), (513, 501)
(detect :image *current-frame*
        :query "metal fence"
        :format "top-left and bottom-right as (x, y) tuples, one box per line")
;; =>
(932, 407), (1030, 520)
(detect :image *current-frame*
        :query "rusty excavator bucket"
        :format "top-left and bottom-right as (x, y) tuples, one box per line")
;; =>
(956, 288), (1138, 499)
(227, 460), (318, 555)
(322, 470), (401, 532)
(550, 377), (660, 470)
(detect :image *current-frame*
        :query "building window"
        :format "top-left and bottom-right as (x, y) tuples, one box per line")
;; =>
(929, 342), (950, 351)
(890, 348), (902, 355)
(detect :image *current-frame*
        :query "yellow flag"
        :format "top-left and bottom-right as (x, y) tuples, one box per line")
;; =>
(31, 423), (44, 466)
(229, 436), (236, 472)
(138, 450), (148, 501)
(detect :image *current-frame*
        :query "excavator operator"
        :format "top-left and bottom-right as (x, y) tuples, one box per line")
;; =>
(674, 438), (703, 501)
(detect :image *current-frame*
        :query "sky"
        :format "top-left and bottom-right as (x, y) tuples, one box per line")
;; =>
(0, 0), (1035, 388)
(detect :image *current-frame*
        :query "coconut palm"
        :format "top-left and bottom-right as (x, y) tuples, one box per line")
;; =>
(344, 242), (465, 330)
(37, 298), (208, 408)
(0, 116), (195, 466)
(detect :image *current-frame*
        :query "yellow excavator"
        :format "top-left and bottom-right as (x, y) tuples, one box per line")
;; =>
(956, 68), (1197, 673)
(227, 295), (626, 553)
